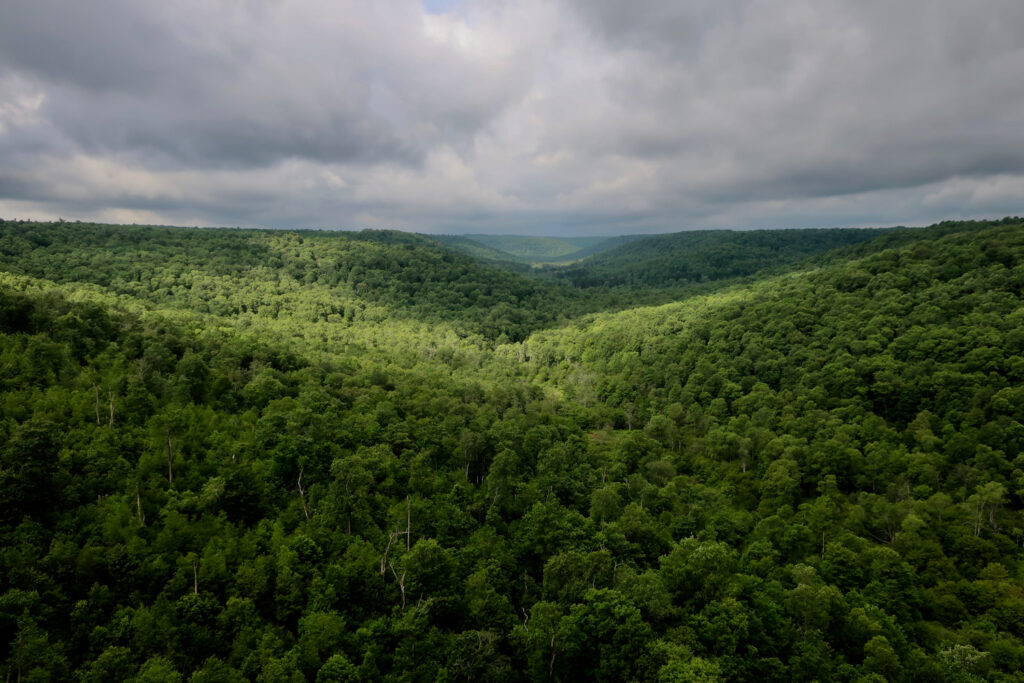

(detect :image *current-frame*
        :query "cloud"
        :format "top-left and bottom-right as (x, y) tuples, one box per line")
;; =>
(0, 0), (535, 166)
(0, 0), (1022, 234)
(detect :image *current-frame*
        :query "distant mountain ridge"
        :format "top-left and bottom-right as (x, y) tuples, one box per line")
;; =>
(459, 234), (605, 261)
(435, 233), (646, 264)
(544, 227), (899, 288)
(430, 235), (532, 264)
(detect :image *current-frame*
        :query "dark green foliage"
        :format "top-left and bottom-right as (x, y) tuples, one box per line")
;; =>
(0, 217), (1022, 681)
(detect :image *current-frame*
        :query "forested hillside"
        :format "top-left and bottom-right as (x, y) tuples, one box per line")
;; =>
(0, 222), (581, 344)
(547, 234), (647, 263)
(452, 236), (607, 263)
(545, 227), (895, 288)
(432, 235), (641, 266)
(1, 218), (1023, 682)
(429, 236), (533, 266)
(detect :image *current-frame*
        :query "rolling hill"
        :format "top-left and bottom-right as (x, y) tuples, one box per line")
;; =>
(1, 216), (1022, 681)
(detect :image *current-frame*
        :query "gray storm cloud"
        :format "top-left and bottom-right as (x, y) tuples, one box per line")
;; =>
(0, 0), (1022, 233)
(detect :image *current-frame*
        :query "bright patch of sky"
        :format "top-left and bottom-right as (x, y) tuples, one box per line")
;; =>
(422, 0), (460, 15)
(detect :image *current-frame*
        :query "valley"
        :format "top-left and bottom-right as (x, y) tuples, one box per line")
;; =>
(0, 218), (1022, 681)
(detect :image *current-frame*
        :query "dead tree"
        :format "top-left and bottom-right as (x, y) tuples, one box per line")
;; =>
(388, 559), (407, 610)
(381, 530), (398, 576)
(297, 466), (311, 521)
(165, 435), (174, 485)
(404, 496), (411, 550)
(135, 482), (146, 526)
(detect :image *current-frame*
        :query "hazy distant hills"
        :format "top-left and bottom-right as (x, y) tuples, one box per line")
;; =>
(434, 233), (646, 264)
(457, 234), (607, 261)
(433, 227), (908, 285)
(430, 234), (533, 264)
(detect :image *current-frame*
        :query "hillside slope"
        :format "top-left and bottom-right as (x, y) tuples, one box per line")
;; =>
(456, 234), (608, 261)
(0, 222), (582, 342)
(429, 234), (531, 265)
(546, 227), (895, 288)
(552, 234), (648, 262)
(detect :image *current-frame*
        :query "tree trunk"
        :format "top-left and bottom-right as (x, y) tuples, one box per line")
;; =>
(548, 634), (557, 681)
(166, 434), (174, 485)
(381, 531), (397, 576)
(136, 482), (145, 526)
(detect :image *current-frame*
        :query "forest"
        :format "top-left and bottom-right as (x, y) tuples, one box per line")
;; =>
(1, 216), (1023, 682)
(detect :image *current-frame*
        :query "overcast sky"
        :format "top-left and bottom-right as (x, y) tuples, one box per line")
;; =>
(1, 0), (1023, 235)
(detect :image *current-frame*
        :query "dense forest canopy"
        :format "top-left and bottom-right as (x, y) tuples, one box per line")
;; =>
(0, 217), (1023, 681)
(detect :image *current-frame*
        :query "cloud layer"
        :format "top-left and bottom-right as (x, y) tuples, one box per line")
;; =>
(1, 0), (1022, 234)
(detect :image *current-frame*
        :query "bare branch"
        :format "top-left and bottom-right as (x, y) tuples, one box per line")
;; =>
(388, 558), (407, 610)
(381, 531), (397, 576)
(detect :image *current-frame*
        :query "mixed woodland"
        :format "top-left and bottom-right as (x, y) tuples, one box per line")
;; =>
(1, 217), (1023, 681)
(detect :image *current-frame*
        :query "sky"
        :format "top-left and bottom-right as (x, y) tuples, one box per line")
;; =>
(0, 0), (1023, 235)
